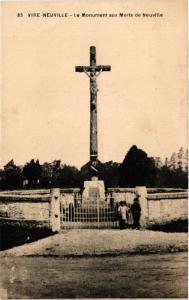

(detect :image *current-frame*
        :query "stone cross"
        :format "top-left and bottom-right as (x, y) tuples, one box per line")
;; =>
(75, 46), (111, 177)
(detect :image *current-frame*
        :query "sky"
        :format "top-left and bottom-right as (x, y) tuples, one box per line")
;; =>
(1, 0), (188, 168)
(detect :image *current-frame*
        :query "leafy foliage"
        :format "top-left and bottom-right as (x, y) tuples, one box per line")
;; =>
(2, 160), (23, 189)
(23, 159), (42, 188)
(0, 146), (187, 189)
(119, 145), (157, 187)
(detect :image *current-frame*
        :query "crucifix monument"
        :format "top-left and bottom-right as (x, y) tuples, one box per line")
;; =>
(75, 46), (111, 178)
(75, 46), (111, 202)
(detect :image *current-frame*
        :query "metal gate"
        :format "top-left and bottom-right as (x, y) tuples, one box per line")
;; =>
(60, 195), (119, 228)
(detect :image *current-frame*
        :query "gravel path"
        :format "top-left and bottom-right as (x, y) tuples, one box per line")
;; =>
(0, 229), (187, 256)
(1, 253), (187, 298)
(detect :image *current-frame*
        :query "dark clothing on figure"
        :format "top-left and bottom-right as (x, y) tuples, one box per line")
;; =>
(131, 202), (141, 229)
(119, 219), (126, 229)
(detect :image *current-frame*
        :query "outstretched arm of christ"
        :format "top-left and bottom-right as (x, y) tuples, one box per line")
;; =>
(83, 68), (103, 79)
(96, 69), (103, 77)
(83, 68), (91, 78)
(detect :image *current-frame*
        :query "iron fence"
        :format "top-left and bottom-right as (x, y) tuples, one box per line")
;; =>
(60, 195), (133, 229)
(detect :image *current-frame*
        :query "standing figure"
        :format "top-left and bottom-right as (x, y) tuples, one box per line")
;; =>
(118, 201), (129, 229)
(130, 196), (141, 229)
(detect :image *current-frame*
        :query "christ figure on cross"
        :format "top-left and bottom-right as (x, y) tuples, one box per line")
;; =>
(75, 46), (111, 178)
(83, 68), (102, 96)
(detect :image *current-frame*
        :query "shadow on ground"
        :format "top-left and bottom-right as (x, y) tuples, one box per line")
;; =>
(0, 219), (187, 251)
(148, 219), (188, 233)
(0, 224), (53, 251)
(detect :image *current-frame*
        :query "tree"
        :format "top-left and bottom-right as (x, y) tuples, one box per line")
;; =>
(119, 145), (157, 187)
(98, 161), (120, 187)
(0, 169), (4, 190)
(3, 160), (23, 189)
(153, 157), (163, 168)
(184, 149), (188, 171)
(59, 165), (80, 188)
(157, 165), (187, 188)
(177, 147), (185, 170)
(48, 160), (80, 188)
(169, 152), (177, 169)
(178, 147), (184, 159)
(23, 159), (42, 188)
(51, 160), (62, 187)
(185, 149), (188, 161)
(164, 157), (169, 166)
(40, 162), (53, 188)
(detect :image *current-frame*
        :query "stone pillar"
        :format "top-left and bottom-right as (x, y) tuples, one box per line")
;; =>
(136, 186), (148, 228)
(50, 188), (61, 232)
(90, 46), (98, 164)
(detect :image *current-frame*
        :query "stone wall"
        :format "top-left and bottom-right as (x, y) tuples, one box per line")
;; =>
(0, 193), (51, 229)
(147, 192), (188, 226)
(0, 188), (187, 231)
(107, 187), (188, 227)
(107, 188), (136, 205)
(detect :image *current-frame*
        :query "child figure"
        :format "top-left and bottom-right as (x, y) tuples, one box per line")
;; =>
(118, 201), (129, 229)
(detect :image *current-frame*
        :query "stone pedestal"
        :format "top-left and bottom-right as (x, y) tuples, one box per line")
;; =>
(136, 186), (148, 228)
(82, 180), (105, 206)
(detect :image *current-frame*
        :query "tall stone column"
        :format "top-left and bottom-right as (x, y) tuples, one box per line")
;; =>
(136, 186), (148, 228)
(75, 46), (110, 180)
(90, 46), (98, 164)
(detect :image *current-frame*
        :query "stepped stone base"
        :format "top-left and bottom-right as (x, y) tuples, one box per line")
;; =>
(82, 180), (105, 206)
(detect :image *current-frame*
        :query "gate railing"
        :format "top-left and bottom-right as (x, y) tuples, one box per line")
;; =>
(60, 194), (134, 229)
(60, 195), (121, 228)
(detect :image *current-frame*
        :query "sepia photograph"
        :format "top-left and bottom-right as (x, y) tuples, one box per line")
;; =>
(0, 0), (188, 299)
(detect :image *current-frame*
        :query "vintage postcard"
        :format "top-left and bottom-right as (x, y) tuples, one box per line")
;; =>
(0, 0), (188, 299)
